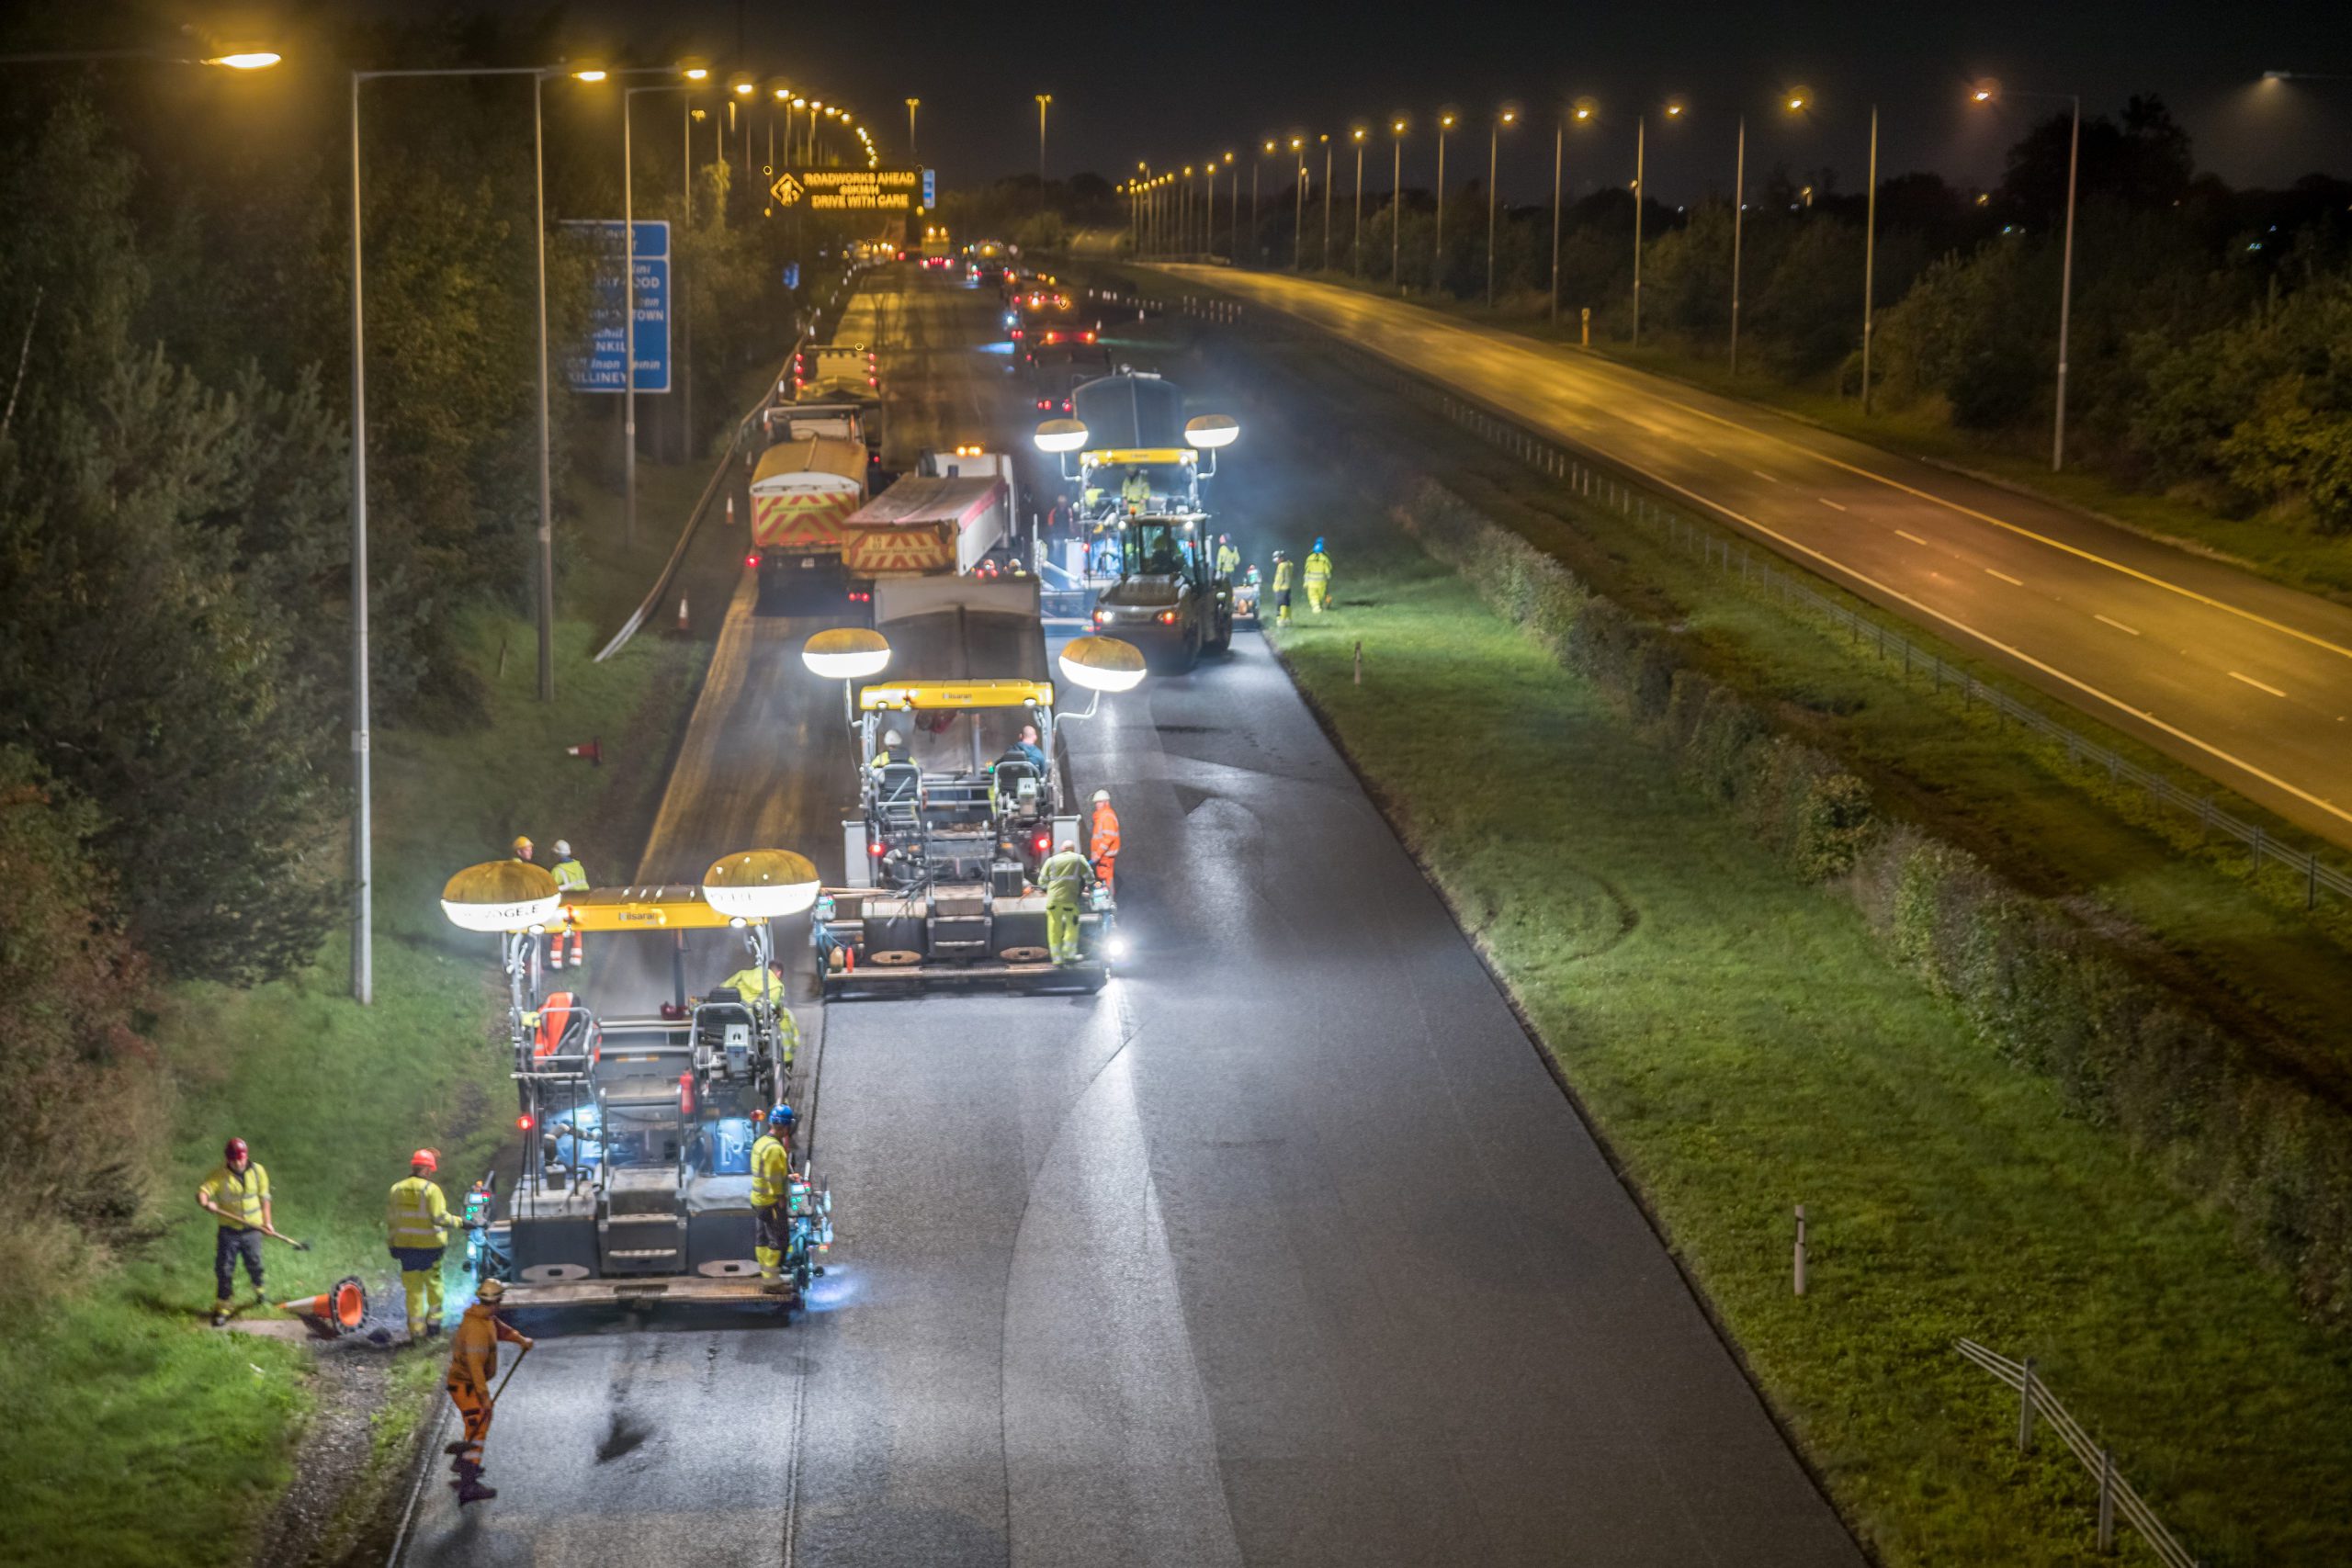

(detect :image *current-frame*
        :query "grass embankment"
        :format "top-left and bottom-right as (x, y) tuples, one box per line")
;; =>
(1265, 523), (2352, 1565)
(1265, 266), (2352, 601)
(1224, 323), (2352, 1106)
(0, 453), (717, 1568)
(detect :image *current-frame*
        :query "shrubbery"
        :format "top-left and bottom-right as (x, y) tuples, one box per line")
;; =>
(1381, 469), (2352, 1318)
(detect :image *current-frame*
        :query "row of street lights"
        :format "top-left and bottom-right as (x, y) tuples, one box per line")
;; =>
(1137, 82), (2108, 467)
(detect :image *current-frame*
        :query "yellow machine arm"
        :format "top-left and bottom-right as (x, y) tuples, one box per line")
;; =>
(555, 886), (767, 933)
(858, 679), (1055, 712)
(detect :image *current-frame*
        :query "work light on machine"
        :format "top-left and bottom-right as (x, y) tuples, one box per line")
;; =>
(1057, 635), (1148, 695)
(800, 626), (891, 681)
(1033, 418), (1089, 455)
(1183, 414), (1239, 450)
(440, 860), (562, 933)
(702, 850), (822, 920)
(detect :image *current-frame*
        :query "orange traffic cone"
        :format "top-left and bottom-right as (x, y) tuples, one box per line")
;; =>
(281, 1276), (368, 1338)
(725, 494), (736, 527)
(676, 594), (690, 634)
(565, 739), (603, 767)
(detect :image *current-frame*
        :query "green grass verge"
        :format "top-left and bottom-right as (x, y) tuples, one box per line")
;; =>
(1264, 524), (2352, 1565)
(0, 452), (716, 1568)
(1226, 325), (2352, 1104)
(1264, 266), (2352, 603)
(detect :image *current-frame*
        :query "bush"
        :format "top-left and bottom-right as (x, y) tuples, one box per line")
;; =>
(0, 749), (173, 1309)
(1380, 471), (2352, 1318)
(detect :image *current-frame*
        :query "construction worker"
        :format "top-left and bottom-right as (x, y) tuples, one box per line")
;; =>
(751, 1105), (797, 1292)
(388, 1149), (455, 1340)
(443, 1278), (532, 1505)
(718, 958), (801, 1062)
(1006, 722), (1047, 774)
(197, 1137), (272, 1327)
(1215, 535), (1240, 578)
(1305, 536), (1334, 614)
(510, 835), (534, 863)
(1036, 835), (1095, 964)
(548, 840), (588, 969)
(869, 728), (906, 770)
(1089, 789), (1122, 892)
(1120, 467), (1150, 513)
(1271, 551), (1295, 626)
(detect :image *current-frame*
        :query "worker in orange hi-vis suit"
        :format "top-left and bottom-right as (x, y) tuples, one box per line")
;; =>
(1088, 789), (1122, 891)
(444, 1278), (533, 1505)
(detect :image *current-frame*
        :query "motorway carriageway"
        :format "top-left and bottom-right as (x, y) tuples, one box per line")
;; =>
(390, 265), (1860, 1567)
(1161, 265), (2352, 854)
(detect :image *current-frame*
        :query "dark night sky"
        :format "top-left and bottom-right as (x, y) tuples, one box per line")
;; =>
(403, 1), (2348, 202)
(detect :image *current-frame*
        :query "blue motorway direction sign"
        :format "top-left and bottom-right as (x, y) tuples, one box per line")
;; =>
(562, 220), (669, 394)
(923, 168), (935, 210)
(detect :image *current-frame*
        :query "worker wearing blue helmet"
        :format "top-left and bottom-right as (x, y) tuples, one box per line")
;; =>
(751, 1106), (796, 1291)
(1304, 536), (1334, 614)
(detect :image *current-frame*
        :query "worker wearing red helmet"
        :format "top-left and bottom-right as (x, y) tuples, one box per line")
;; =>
(196, 1137), (273, 1327)
(388, 1148), (456, 1340)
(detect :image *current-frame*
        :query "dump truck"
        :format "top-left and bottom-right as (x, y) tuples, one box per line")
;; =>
(438, 868), (836, 1315)
(816, 576), (1116, 996)
(841, 468), (1012, 604)
(750, 434), (871, 612)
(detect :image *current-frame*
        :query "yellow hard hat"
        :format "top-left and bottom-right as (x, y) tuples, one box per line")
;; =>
(511, 835), (533, 855)
(477, 1278), (507, 1303)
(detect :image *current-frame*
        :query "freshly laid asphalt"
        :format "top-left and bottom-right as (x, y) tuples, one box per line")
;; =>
(1162, 265), (2352, 852)
(392, 265), (1862, 1567)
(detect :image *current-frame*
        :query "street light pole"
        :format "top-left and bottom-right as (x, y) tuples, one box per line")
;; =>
(1292, 138), (1306, 269)
(347, 62), (562, 1003)
(1550, 115), (1562, 325)
(1391, 121), (1405, 286)
(1435, 114), (1453, 289)
(905, 97), (919, 162)
(1035, 94), (1052, 217)
(1487, 110), (1514, 309)
(1730, 115), (1745, 375)
(1320, 134), (1333, 271)
(1971, 84), (2081, 469)
(1861, 104), (1879, 413)
(1632, 114), (1645, 345)
(1352, 129), (1365, 276)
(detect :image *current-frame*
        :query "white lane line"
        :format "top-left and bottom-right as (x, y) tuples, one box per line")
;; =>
(1182, 269), (2352, 832)
(1818, 497), (1848, 512)
(1894, 528), (1929, 545)
(2094, 615), (2142, 637)
(1985, 569), (2024, 587)
(2231, 671), (2287, 698)
(1752, 468), (1782, 483)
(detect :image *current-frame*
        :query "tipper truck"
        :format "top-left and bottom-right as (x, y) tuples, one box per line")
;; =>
(750, 434), (870, 612)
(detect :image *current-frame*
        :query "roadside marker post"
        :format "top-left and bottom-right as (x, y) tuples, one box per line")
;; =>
(1792, 1204), (1807, 1296)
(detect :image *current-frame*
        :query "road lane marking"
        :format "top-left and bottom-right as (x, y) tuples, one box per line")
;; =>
(1159, 268), (2352, 834)
(2231, 671), (2287, 697)
(1818, 497), (1847, 512)
(1752, 468), (1782, 483)
(1985, 569), (2024, 586)
(1185, 267), (2352, 670)
(1894, 529), (1928, 545)
(2094, 615), (2141, 637)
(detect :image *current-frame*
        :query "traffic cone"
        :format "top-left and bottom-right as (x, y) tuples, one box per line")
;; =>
(725, 494), (736, 527)
(676, 593), (690, 634)
(280, 1276), (368, 1338)
(565, 739), (603, 767)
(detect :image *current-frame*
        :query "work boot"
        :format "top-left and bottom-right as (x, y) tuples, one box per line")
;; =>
(210, 1309), (229, 1328)
(453, 1478), (498, 1506)
(424, 1320), (444, 1339)
(444, 1441), (477, 1457)
(450, 1456), (484, 1481)
(759, 1275), (788, 1295)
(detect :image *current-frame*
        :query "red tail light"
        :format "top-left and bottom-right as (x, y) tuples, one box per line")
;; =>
(517, 1114), (534, 1131)
(1091, 608), (1107, 624)
(1158, 611), (1179, 625)
(746, 555), (759, 568)
(1034, 833), (1049, 852)
(1082, 331), (1096, 343)
(869, 840), (885, 856)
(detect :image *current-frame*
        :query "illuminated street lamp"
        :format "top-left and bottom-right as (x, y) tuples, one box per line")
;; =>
(1291, 135), (1306, 270)
(1971, 79), (2079, 468)
(1351, 127), (1368, 276)
(1730, 110), (1746, 373)
(1487, 107), (1518, 308)
(1035, 93), (1053, 214)
(1319, 133), (1334, 270)
(1434, 111), (1457, 288)
(1391, 118), (1408, 285)
(1552, 99), (1598, 326)
(1257, 140), (1276, 265)
(1225, 151), (1238, 261)
(905, 96), (920, 161)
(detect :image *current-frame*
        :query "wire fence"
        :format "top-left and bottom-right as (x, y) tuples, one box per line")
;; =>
(1954, 1340), (2202, 1566)
(1315, 338), (2352, 916)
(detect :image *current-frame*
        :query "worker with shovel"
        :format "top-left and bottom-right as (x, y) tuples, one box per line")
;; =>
(444, 1278), (533, 1505)
(198, 1136), (307, 1327)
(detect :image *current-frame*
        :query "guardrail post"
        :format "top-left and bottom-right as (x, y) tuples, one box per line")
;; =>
(2310, 853), (2321, 909)
(2018, 1357), (2038, 1451)
(2096, 1447), (2115, 1552)
(1792, 1204), (1807, 1296)
(2250, 823), (2264, 872)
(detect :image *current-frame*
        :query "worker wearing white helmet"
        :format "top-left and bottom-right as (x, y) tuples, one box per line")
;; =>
(1088, 789), (1122, 893)
(869, 728), (906, 771)
(548, 840), (588, 969)
(1035, 834), (1096, 965)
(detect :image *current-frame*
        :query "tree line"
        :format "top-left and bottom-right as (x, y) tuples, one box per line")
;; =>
(0, 13), (814, 1287)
